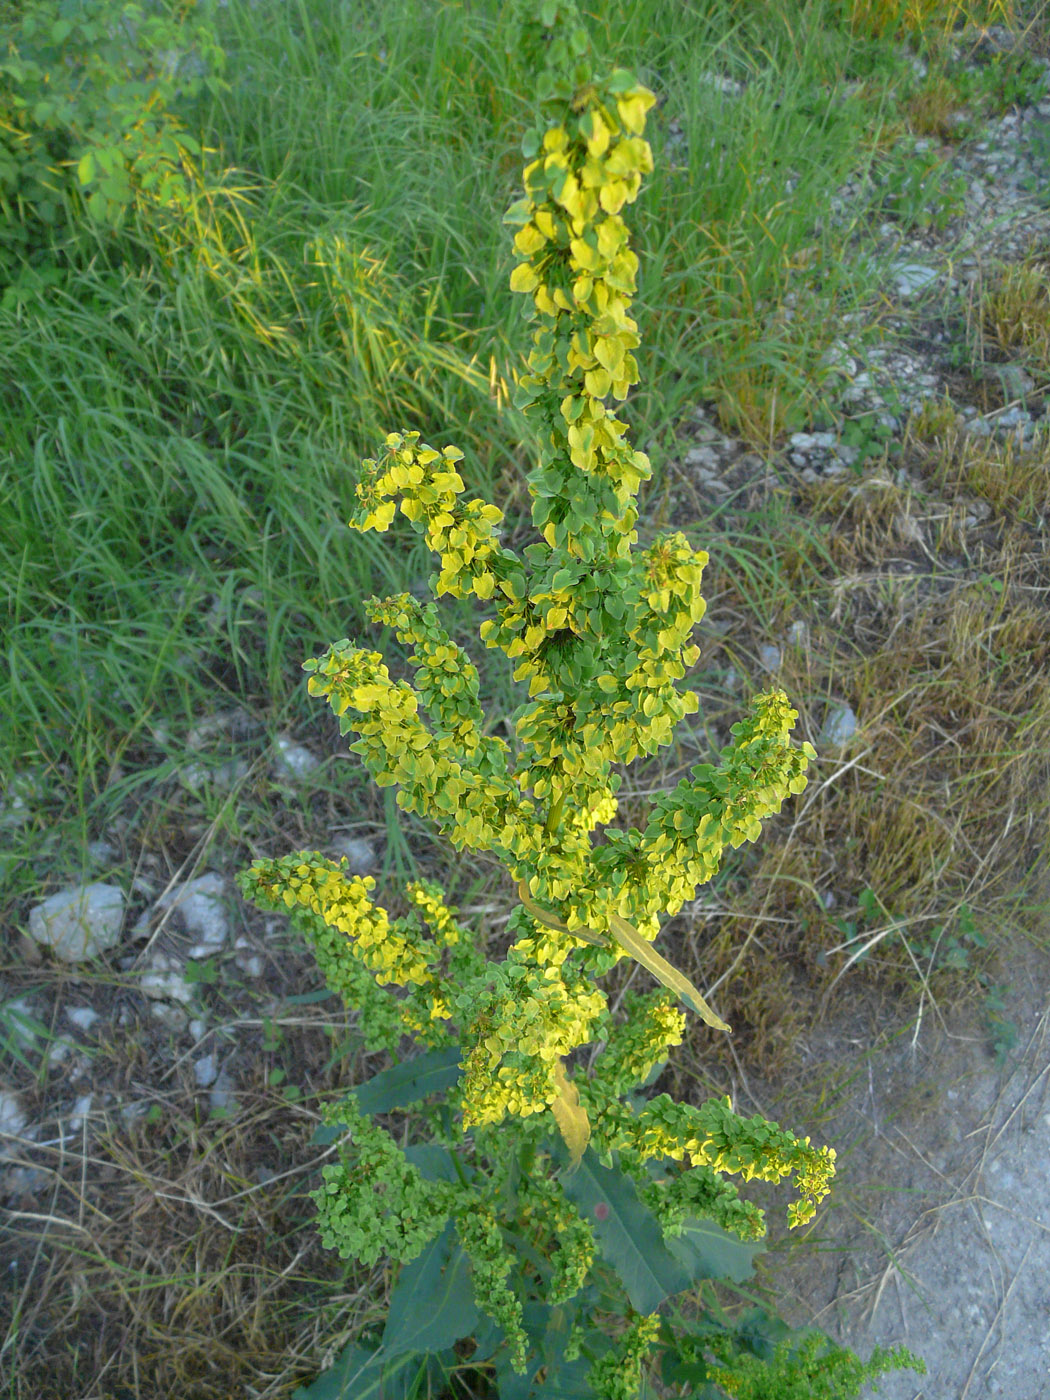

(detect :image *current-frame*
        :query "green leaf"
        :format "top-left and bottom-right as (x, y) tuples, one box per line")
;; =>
(76, 152), (96, 186)
(311, 1118), (350, 1145)
(469, 1314), (505, 1364)
(732, 1306), (795, 1360)
(283, 987), (337, 1006)
(383, 1222), (478, 1358)
(607, 68), (637, 93)
(100, 174), (132, 205)
(353, 1045), (463, 1115)
(502, 197), (533, 228)
(525, 1307), (596, 1398)
(664, 1216), (763, 1286)
(660, 1348), (721, 1395)
(558, 1149), (692, 1313)
(291, 1337), (431, 1400)
(404, 1144), (472, 1184)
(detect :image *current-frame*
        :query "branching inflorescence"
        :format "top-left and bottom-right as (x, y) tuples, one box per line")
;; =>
(237, 2), (836, 1393)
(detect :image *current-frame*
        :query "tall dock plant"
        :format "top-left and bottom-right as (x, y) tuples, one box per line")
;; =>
(238, 3), (921, 1396)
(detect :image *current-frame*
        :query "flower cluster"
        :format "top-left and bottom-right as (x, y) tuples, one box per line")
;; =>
(235, 858), (485, 1050)
(617, 1093), (837, 1228)
(585, 989), (686, 1100)
(516, 1169), (596, 1305)
(455, 1207), (528, 1373)
(586, 1312), (662, 1400)
(455, 948), (607, 1127)
(313, 1098), (460, 1267)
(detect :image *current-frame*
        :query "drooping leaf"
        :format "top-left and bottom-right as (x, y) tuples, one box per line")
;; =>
(524, 1304), (596, 1400)
(659, 1347), (722, 1396)
(311, 1118), (350, 1146)
(283, 987), (337, 1006)
(607, 913), (731, 1032)
(496, 1303), (604, 1400)
(383, 1221), (478, 1358)
(732, 1306), (796, 1360)
(514, 885), (731, 1030)
(664, 1215), (763, 1286)
(517, 882), (605, 946)
(469, 1314), (505, 1365)
(550, 1059), (590, 1173)
(354, 1046), (463, 1115)
(558, 1150), (692, 1314)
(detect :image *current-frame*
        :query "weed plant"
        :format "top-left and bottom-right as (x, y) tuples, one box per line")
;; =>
(2, 0), (1049, 1396)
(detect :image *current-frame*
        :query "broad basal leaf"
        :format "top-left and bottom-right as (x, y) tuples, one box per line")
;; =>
(354, 1045), (464, 1115)
(383, 1221), (479, 1358)
(664, 1215), (763, 1286)
(405, 1143), (473, 1184)
(558, 1149), (692, 1314)
(292, 1337), (429, 1400)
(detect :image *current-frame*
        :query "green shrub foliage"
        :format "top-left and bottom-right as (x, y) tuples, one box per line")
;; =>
(0, 0), (229, 304)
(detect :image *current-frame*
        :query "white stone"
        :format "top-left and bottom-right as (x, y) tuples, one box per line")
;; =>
(65, 1006), (100, 1032)
(0, 1090), (27, 1149)
(68, 1094), (93, 1133)
(3, 997), (41, 1048)
(820, 703), (857, 748)
(178, 758), (250, 794)
(44, 1038), (76, 1067)
(333, 837), (377, 874)
(210, 1071), (237, 1112)
(27, 884), (125, 963)
(759, 644), (781, 671)
(154, 873), (228, 958)
(140, 952), (196, 1005)
(194, 1054), (218, 1088)
(150, 1001), (189, 1031)
(273, 735), (320, 780)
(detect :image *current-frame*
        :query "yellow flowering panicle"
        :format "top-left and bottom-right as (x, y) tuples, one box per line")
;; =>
(583, 989), (686, 1100)
(237, 3), (849, 1390)
(239, 852), (435, 987)
(601, 1091), (838, 1230)
(454, 942), (607, 1128)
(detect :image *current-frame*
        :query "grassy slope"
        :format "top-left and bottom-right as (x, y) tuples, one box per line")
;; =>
(2, 0), (1050, 1394)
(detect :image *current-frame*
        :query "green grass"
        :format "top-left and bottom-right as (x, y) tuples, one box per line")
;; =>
(3, 0), (1050, 1395)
